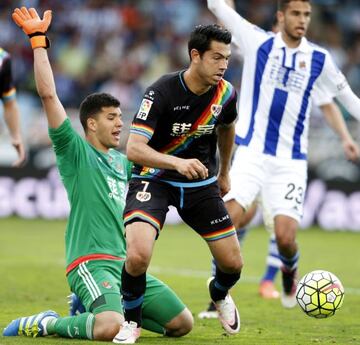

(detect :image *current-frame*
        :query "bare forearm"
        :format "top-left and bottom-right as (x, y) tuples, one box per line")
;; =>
(34, 48), (56, 99)
(3, 99), (21, 139)
(321, 103), (352, 141)
(127, 141), (179, 170)
(33, 48), (66, 128)
(321, 102), (360, 161)
(127, 133), (209, 180)
(217, 124), (235, 175)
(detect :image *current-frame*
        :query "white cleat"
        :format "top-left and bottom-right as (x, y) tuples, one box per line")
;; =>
(207, 277), (240, 334)
(198, 301), (219, 319)
(281, 291), (297, 308)
(113, 321), (141, 344)
(198, 309), (219, 319)
(213, 295), (240, 334)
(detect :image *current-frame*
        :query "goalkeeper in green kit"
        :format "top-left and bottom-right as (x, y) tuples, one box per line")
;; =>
(3, 7), (193, 343)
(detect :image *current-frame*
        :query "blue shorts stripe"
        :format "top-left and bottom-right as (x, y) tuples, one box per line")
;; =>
(131, 175), (217, 188)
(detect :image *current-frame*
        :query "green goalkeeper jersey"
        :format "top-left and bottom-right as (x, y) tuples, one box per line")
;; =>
(48, 119), (131, 271)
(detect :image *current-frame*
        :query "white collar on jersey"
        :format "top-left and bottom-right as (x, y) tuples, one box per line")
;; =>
(273, 32), (311, 53)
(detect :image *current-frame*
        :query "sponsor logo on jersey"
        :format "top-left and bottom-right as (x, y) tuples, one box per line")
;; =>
(136, 191), (151, 202)
(211, 104), (222, 118)
(136, 98), (153, 120)
(107, 176), (121, 201)
(171, 122), (192, 136)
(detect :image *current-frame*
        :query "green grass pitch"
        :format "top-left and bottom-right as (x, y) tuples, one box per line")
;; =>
(0, 217), (359, 344)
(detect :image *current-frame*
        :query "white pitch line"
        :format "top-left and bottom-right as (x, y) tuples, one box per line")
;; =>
(149, 265), (360, 295)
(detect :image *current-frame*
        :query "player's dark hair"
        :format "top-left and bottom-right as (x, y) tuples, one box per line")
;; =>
(188, 24), (231, 60)
(79, 92), (120, 131)
(278, 0), (310, 11)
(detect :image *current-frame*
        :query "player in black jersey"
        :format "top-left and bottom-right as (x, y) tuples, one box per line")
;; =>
(119, 24), (243, 343)
(0, 48), (25, 166)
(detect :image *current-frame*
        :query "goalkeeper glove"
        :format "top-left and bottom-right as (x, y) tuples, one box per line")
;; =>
(12, 7), (52, 49)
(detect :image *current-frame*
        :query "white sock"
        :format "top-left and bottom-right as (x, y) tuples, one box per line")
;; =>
(40, 316), (57, 336)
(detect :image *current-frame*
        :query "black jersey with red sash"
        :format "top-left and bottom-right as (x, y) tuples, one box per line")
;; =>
(130, 71), (237, 182)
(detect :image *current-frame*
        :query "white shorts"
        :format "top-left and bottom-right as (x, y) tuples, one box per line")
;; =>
(225, 147), (308, 223)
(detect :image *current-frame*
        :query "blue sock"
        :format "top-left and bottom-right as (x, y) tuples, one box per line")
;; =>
(279, 252), (299, 272)
(262, 265), (278, 282)
(261, 234), (281, 282)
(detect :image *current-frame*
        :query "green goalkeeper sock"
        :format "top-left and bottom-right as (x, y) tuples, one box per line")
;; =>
(47, 312), (95, 339)
(142, 317), (165, 335)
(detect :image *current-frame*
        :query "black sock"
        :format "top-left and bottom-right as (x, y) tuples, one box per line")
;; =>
(209, 266), (241, 302)
(121, 266), (146, 326)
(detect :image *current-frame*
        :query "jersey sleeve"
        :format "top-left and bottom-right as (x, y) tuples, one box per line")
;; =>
(0, 55), (16, 103)
(316, 51), (350, 98)
(312, 84), (333, 106)
(129, 87), (165, 141)
(218, 86), (238, 125)
(48, 118), (85, 176)
(207, 0), (269, 55)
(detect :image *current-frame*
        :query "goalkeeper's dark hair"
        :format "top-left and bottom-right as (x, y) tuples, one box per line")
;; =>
(79, 92), (120, 132)
(278, 0), (311, 11)
(188, 24), (231, 60)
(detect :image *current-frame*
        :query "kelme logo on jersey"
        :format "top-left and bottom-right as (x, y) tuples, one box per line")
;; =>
(136, 191), (151, 202)
(136, 98), (153, 120)
(211, 104), (222, 118)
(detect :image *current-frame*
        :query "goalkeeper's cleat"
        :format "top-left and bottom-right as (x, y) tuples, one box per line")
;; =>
(208, 277), (240, 334)
(259, 280), (280, 299)
(113, 321), (141, 344)
(3, 310), (59, 337)
(68, 293), (86, 316)
(281, 268), (298, 308)
(198, 301), (218, 319)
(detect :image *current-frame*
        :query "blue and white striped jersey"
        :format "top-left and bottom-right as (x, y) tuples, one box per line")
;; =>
(208, 0), (349, 160)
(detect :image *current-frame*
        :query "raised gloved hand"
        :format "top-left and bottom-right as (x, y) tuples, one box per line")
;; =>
(12, 7), (52, 49)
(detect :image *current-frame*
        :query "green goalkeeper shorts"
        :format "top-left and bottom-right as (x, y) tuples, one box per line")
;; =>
(67, 259), (185, 326)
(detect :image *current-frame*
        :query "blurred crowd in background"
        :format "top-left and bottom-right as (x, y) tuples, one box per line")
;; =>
(0, 0), (360, 170)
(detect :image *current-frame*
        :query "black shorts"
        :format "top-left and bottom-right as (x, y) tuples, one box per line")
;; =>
(124, 178), (236, 241)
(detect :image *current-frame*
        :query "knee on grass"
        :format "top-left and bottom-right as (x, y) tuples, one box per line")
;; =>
(165, 308), (193, 337)
(93, 312), (123, 341)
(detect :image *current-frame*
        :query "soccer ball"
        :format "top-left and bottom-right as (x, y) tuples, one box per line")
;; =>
(296, 270), (344, 319)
